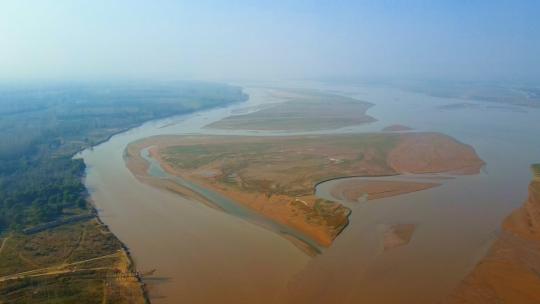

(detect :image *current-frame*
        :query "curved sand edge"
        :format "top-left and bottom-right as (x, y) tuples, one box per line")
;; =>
(124, 141), (223, 212)
(329, 180), (440, 203)
(125, 139), (348, 248)
(446, 165), (540, 303)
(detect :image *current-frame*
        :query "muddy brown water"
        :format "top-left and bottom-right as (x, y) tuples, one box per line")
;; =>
(78, 84), (540, 303)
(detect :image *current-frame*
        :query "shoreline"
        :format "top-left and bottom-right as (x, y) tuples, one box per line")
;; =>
(75, 99), (246, 303)
(94, 215), (151, 303)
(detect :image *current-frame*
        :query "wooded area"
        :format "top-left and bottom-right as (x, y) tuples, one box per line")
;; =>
(0, 81), (246, 232)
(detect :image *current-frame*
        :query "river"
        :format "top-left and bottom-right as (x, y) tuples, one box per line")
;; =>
(78, 83), (540, 303)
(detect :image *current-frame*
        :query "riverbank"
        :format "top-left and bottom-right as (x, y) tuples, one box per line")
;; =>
(447, 165), (540, 303)
(0, 218), (147, 303)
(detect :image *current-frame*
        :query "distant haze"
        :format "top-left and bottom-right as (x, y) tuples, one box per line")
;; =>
(1, 1), (539, 83)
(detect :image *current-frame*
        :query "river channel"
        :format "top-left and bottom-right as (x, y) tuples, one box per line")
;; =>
(78, 83), (540, 303)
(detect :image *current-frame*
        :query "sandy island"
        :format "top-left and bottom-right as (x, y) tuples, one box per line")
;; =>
(125, 133), (483, 248)
(205, 90), (376, 131)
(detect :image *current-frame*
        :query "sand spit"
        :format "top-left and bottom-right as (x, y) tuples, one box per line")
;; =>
(330, 180), (439, 203)
(447, 165), (540, 303)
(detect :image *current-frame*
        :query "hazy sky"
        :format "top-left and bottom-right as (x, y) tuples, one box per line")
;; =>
(1, 1), (539, 82)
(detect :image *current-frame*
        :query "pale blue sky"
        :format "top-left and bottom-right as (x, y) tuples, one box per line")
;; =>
(1, 1), (539, 82)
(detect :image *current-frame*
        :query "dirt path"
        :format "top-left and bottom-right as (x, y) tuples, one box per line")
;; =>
(0, 251), (121, 282)
(0, 236), (10, 256)
(63, 226), (87, 264)
(102, 279), (108, 304)
(18, 252), (41, 268)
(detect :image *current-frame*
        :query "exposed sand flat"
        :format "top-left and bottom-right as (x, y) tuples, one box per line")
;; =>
(382, 124), (413, 132)
(447, 166), (540, 303)
(383, 224), (416, 251)
(330, 180), (439, 202)
(388, 133), (484, 174)
(125, 132), (483, 248)
(205, 90), (376, 131)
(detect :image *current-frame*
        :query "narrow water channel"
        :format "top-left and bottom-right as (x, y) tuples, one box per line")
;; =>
(140, 146), (322, 252)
